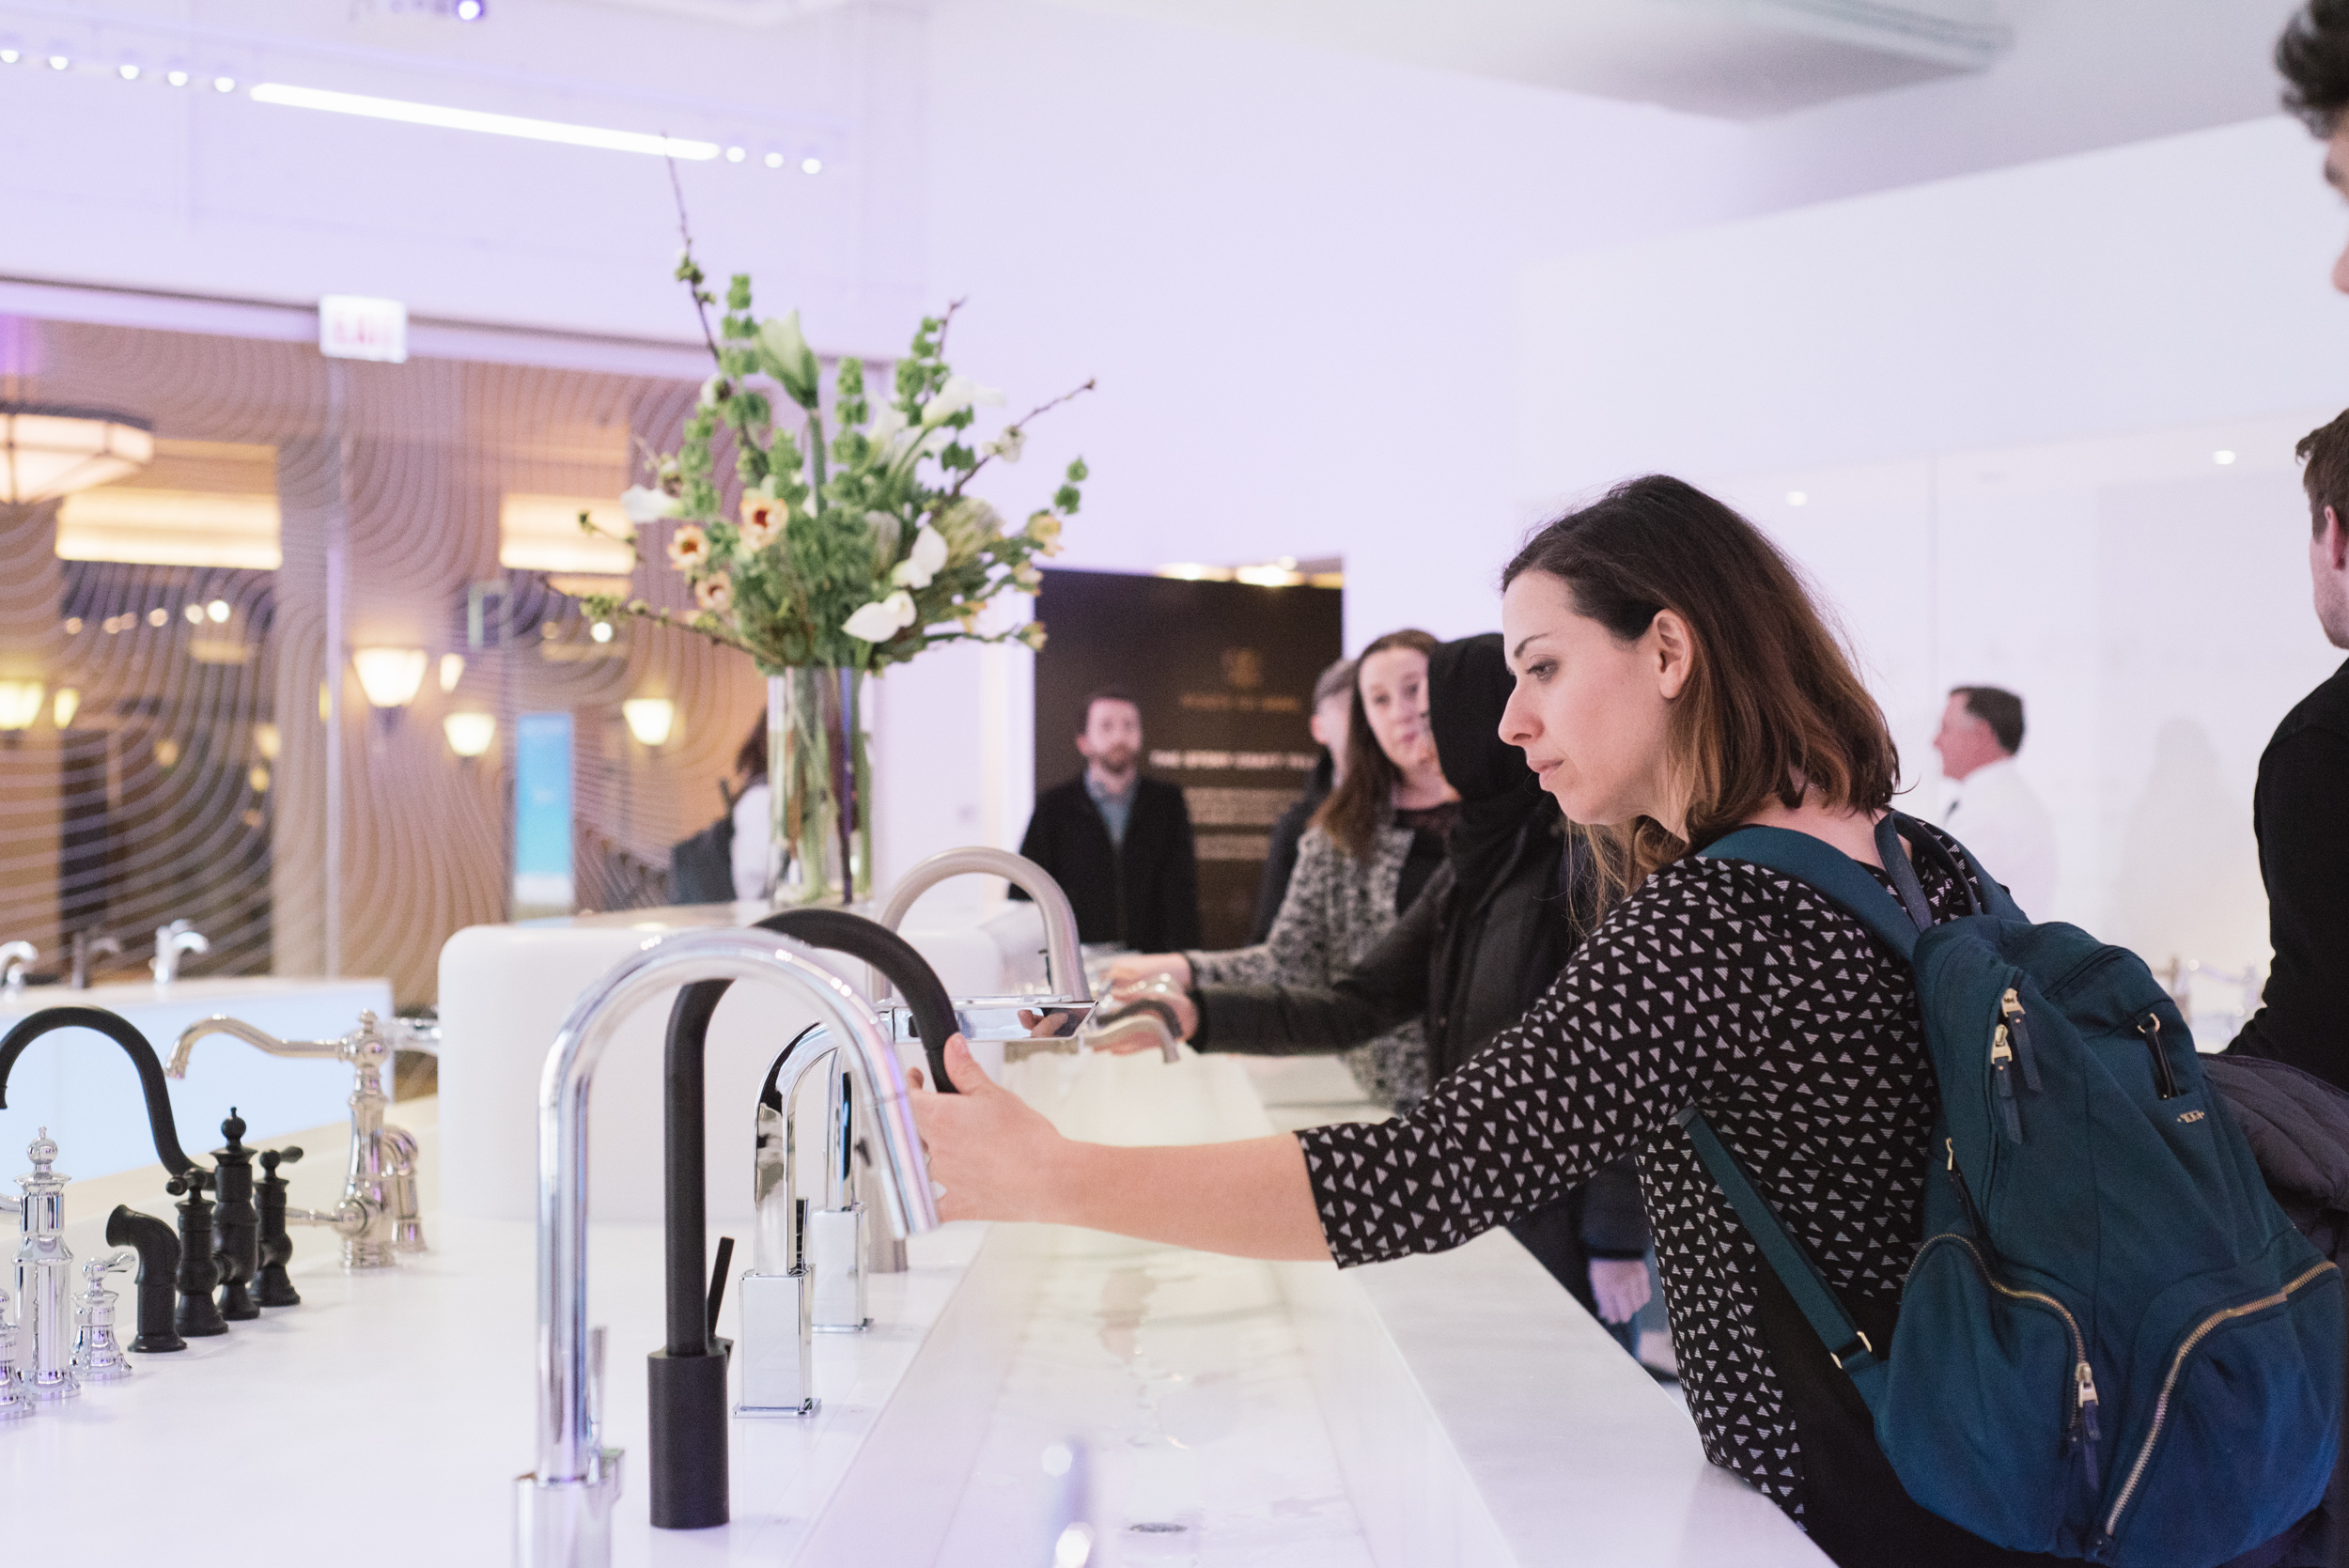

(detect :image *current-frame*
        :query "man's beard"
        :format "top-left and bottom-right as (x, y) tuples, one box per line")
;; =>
(1093, 744), (1139, 775)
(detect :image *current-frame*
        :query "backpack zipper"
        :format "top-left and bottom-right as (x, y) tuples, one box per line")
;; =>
(1906, 1223), (2101, 1489)
(2092, 1261), (2339, 1553)
(1989, 1025), (2023, 1142)
(2134, 1013), (2181, 1100)
(1999, 988), (2043, 1091)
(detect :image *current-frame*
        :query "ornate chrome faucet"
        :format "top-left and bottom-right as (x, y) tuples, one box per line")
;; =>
(15, 1129), (76, 1402)
(0, 942), (35, 1001)
(150, 920), (208, 986)
(517, 927), (939, 1565)
(69, 931), (122, 990)
(71, 1248), (136, 1382)
(166, 1010), (422, 1269)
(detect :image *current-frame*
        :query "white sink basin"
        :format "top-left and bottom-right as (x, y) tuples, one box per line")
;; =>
(0, 976), (392, 1178)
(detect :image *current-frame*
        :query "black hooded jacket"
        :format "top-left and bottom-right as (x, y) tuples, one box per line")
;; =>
(1192, 634), (1654, 1276)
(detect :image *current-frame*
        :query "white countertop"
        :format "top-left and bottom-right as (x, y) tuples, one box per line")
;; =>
(2, 1057), (1827, 1567)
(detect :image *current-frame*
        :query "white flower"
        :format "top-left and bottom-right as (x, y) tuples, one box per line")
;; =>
(921, 375), (1004, 425)
(890, 524), (950, 589)
(987, 427), (1026, 463)
(920, 426), (955, 457)
(843, 590), (917, 644)
(622, 486), (679, 524)
(868, 405), (910, 449)
(759, 312), (821, 410)
(698, 374), (725, 408)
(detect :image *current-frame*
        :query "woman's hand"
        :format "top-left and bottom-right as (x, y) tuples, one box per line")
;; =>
(1104, 952), (1191, 988)
(1588, 1257), (1654, 1326)
(908, 1034), (1073, 1223)
(1096, 979), (1199, 1047)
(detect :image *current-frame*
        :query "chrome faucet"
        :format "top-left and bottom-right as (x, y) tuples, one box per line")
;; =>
(150, 921), (208, 986)
(739, 1034), (858, 1413)
(15, 1129), (76, 1403)
(167, 1011), (422, 1269)
(0, 943), (33, 1002)
(516, 927), (939, 1568)
(69, 931), (122, 990)
(874, 846), (1092, 1005)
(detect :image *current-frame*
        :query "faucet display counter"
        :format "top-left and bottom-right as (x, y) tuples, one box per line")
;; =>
(0, 977), (395, 1180)
(2, 1054), (1825, 1566)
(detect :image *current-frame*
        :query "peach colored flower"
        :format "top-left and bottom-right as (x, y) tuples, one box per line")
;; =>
(739, 496), (785, 551)
(667, 524), (710, 572)
(693, 574), (734, 613)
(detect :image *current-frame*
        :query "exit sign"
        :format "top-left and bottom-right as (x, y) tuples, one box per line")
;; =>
(319, 295), (409, 364)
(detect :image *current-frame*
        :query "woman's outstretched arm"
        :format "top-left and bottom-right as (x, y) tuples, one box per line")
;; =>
(909, 1034), (1331, 1262)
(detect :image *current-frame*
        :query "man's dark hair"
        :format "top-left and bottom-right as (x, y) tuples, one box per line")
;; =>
(1952, 686), (2025, 755)
(2279, 1), (2349, 134)
(1079, 686), (1140, 731)
(2295, 409), (2349, 536)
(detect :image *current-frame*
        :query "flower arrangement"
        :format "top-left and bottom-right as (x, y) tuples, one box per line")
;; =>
(579, 245), (1093, 674)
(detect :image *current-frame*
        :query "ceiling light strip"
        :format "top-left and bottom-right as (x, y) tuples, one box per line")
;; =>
(248, 83), (720, 160)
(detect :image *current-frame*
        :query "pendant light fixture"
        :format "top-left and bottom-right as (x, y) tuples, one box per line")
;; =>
(0, 404), (155, 504)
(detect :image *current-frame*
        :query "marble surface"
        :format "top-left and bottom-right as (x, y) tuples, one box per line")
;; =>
(0, 975), (395, 1179)
(1, 1053), (1828, 1567)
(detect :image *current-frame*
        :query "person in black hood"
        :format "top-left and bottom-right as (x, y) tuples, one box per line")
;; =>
(1138, 633), (1657, 1344)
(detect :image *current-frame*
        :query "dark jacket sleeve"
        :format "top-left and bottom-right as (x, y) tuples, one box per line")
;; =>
(1193, 877), (1439, 1054)
(2229, 726), (2349, 1084)
(1007, 800), (1050, 903)
(1249, 801), (1312, 944)
(1160, 785), (1204, 950)
(1579, 1160), (1652, 1259)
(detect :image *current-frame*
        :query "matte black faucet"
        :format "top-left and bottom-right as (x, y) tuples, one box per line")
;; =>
(648, 908), (962, 1532)
(255, 1147), (303, 1307)
(209, 1110), (261, 1321)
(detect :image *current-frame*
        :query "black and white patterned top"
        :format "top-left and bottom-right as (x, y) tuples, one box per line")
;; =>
(1297, 833), (1978, 1513)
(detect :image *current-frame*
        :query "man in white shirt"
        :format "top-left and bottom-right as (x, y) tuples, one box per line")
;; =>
(1934, 685), (2059, 916)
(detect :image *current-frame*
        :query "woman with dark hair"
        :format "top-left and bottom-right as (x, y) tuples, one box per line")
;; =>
(1106, 629), (1456, 1108)
(913, 475), (2064, 1565)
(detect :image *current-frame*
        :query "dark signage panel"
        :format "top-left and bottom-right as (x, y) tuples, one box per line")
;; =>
(1031, 568), (1345, 949)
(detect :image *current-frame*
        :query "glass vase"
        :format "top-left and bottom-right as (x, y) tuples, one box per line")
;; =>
(766, 667), (871, 908)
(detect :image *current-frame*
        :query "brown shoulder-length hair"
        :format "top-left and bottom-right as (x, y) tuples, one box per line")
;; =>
(1501, 475), (1898, 901)
(1312, 628), (1440, 861)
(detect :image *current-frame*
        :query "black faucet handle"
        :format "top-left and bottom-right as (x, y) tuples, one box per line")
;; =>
(258, 1146), (303, 1176)
(219, 1109), (249, 1154)
(164, 1166), (213, 1198)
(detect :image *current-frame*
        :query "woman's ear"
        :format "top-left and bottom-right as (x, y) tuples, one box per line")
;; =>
(1650, 610), (1695, 701)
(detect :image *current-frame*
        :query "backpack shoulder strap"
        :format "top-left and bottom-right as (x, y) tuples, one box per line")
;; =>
(1675, 1105), (1883, 1374)
(1699, 825), (1922, 960)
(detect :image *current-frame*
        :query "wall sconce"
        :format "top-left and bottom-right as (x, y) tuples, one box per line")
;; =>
(253, 722), (280, 761)
(248, 764), (272, 794)
(51, 687), (80, 728)
(352, 647), (428, 709)
(0, 679), (41, 735)
(443, 711), (498, 758)
(439, 652), (465, 693)
(622, 697), (676, 748)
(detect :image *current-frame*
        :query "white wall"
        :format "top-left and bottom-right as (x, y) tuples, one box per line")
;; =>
(1508, 116), (2349, 1003)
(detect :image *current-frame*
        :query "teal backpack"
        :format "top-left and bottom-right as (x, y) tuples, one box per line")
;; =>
(1688, 814), (2342, 1565)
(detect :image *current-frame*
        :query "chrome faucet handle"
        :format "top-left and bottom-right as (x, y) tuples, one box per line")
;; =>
(71, 1248), (136, 1383)
(0, 1286), (27, 1421)
(0, 943), (34, 1001)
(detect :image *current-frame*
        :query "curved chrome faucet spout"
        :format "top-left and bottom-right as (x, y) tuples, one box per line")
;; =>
(519, 928), (938, 1565)
(874, 846), (1091, 1001)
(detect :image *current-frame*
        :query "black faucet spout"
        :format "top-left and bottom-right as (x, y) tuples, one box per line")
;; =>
(647, 908), (959, 1533)
(0, 1006), (196, 1174)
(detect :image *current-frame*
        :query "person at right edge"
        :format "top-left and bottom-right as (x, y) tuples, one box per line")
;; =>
(1162, 634), (1657, 1355)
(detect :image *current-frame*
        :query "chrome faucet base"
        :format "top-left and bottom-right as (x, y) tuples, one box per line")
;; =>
(807, 1205), (867, 1332)
(736, 1266), (820, 1415)
(515, 1452), (625, 1568)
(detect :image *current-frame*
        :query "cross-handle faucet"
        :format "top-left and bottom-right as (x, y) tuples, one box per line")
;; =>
(874, 846), (1092, 1003)
(69, 932), (122, 991)
(0, 942), (34, 1001)
(167, 1011), (422, 1269)
(150, 921), (209, 986)
(517, 927), (939, 1567)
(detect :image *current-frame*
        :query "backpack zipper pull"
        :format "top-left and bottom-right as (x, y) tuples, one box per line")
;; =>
(2075, 1359), (2102, 1491)
(1990, 1025), (2023, 1141)
(2135, 1013), (2181, 1100)
(1999, 988), (2043, 1092)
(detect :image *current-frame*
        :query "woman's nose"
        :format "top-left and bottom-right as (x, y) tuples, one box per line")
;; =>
(1499, 684), (1535, 746)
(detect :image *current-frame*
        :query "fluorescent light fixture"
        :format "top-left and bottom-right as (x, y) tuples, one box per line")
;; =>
(443, 711), (497, 758)
(439, 652), (465, 692)
(55, 489), (281, 568)
(0, 680), (42, 732)
(52, 688), (79, 727)
(250, 83), (721, 160)
(622, 697), (675, 748)
(353, 647), (428, 708)
(1, 405), (156, 504)
(2213, 449), (2237, 466)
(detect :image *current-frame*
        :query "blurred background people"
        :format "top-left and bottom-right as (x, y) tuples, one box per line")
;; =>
(1017, 687), (1201, 952)
(2228, 409), (2349, 1087)
(2277, 0), (2349, 295)
(1250, 657), (1356, 943)
(1933, 685), (2058, 915)
(1108, 630), (1452, 1109)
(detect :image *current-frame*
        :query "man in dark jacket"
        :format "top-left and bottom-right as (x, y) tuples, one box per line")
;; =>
(1248, 657), (1353, 942)
(2229, 408), (2349, 1088)
(1016, 688), (1202, 952)
(1150, 636), (1656, 1348)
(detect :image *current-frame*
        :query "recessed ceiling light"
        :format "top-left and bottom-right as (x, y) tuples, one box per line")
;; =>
(725, 145), (745, 163)
(764, 150), (783, 168)
(183, 603), (205, 624)
(47, 54), (69, 70)
(589, 620), (614, 644)
(1785, 490), (1808, 506)
(213, 74), (235, 92)
(455, 0), (486, 18)
(248, 82), (722, 160)
(0, 50), (19, 66)
(2213, 449), (2237, 466)
(207, 598), (230, 622)
(117, 62), (139, 81)
(146, 607), (168, 627)
(801, 155), (822, 175)
(166, 68), (188, 86)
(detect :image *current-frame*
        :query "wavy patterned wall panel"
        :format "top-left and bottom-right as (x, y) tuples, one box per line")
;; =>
(0, 318), (765, 1006)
